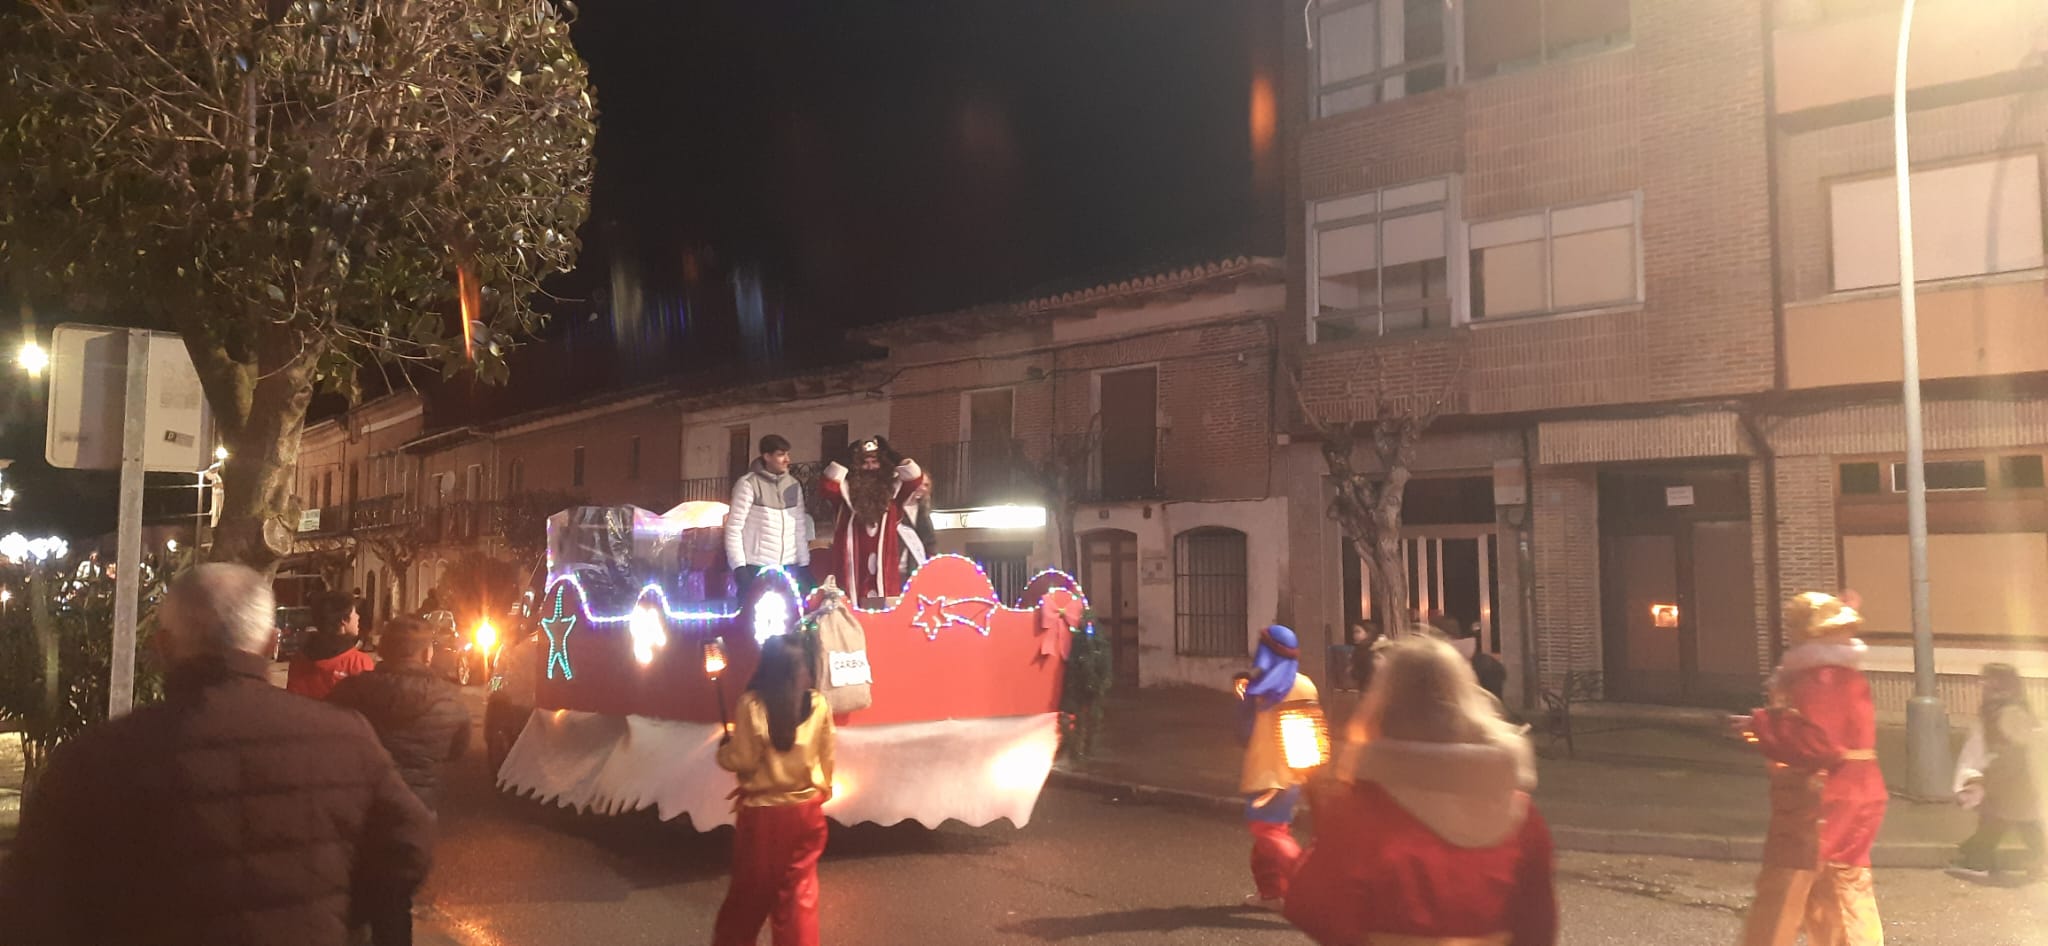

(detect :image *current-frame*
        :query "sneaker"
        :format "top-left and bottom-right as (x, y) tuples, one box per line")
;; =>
(1242, 893), (1285, 912)
(1947, 865), (1993, 882)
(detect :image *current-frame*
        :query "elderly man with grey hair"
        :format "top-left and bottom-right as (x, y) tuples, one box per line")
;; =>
(0, 563), (436, 946)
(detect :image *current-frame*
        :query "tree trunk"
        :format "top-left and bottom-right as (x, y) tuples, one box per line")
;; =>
(1366, 503), (1411, 637)
(23, 573), (57, 792)
(186, 323), (323, 577)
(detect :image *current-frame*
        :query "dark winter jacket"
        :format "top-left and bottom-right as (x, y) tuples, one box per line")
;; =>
(330, 662), (472, 812)
(0, 650), (434, 946)
(286, 632), (377, 700)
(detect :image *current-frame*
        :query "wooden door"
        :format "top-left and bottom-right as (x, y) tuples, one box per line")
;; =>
(1081, 530), (1141, 688)
(967, 389), (1015, 503)
(1689, 520), (1760, 706)
(1098, 368), (1157, 499)
(1602, 533), (1680, 703)
(727, 426), (752, 482)
(819, 422), (848, 466)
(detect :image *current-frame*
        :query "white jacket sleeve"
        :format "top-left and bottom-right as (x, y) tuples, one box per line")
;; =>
(724, 476), (754, 567)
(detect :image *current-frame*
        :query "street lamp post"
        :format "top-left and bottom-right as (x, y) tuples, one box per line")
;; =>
(1893, 0), (1950, 798)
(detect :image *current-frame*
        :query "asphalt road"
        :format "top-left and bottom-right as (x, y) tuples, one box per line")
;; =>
(425, 695), (2048, 946)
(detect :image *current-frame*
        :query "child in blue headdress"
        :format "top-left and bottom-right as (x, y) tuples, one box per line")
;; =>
(1236, 624), (1319, 911)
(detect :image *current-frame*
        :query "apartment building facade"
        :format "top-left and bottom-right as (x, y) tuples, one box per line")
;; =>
(860, 259), (1288, 689)
(1277, 0), (2048, 712)
(288, 386), (684, 619)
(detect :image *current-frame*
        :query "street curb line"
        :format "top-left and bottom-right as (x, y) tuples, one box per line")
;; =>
(1049, 769), (1959, 867)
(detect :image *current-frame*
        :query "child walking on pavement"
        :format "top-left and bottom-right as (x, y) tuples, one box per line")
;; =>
(1236, 624), (1318, 911)
(1951, 663), (2046, 883)
(714, 635), (837, 946)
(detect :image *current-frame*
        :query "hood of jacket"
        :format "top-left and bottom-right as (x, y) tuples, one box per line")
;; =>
(748, 459), (801, 509)
(1351, 738), (1530, 848)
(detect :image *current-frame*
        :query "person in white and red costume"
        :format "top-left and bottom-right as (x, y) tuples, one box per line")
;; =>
(1731, 591), (1887, 946)
(1285, 635), (1558, 946)
(819, 437), (925, 603)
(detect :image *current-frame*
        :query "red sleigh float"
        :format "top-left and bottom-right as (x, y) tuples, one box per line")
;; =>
(492, 502), (1086, 830)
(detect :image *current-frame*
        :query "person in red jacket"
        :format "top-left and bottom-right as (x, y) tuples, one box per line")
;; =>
(286, 589), (377, 700)
(1285, 635), (1557, 946)
(1732, 592), (1887, 946)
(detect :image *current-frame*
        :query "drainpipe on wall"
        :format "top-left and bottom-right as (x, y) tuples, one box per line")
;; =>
(1740, 411), (1787, 669)
(1516, 426), (1540, 710)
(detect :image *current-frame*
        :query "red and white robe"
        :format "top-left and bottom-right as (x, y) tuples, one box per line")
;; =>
(1286, 739), (1557, 946)
(819, 459), (925, 602)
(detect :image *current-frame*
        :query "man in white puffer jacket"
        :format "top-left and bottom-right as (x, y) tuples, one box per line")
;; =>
(725, 434), (814, 597)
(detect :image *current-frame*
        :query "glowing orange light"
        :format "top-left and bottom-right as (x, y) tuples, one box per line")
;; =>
(703, 640), (727, 679)
(1650, 604), (1679, 628)
(456, 260), (480, 362)
(1249, 73), (1277, 156)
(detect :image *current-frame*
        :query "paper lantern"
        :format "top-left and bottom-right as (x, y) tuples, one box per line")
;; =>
(1274, 699), (1329, 771)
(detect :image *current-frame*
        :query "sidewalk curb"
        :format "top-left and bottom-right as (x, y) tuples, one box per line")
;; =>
(1049, 768), (1958, 868)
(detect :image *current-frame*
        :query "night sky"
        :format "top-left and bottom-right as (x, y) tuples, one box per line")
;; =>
(0, 1), (1278, 536)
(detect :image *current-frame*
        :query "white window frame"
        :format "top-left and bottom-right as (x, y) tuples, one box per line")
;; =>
(1466, 193), (1644, 323)
(1307, 176), (1468, 343)
(1464, 0), (1634, 81)
(1827, 153), (2047, 293)
(1310, 0), (1464, 120)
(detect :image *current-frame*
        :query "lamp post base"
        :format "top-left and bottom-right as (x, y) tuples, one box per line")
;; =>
(1904, 694), (1952, 800)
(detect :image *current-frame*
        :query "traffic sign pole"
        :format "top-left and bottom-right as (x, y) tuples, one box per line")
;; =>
(109, 329), (148, 718)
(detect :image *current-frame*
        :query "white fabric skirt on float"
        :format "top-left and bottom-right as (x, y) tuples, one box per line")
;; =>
(495, 709), (1062, 830)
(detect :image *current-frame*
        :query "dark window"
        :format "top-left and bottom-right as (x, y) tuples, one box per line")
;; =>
(819, 422), (849, 465)
(727, 426), (752, 482)
(347, 465), (358, 507)
(1890, 459), (1987, 493)
(507, 458), (524, 495)
(628, 436), (642, 481)
(1098, 368), (1159, 500)
(572, 446), (586, 489)
(968, 541), (1033, 606)
(321, 471), (333, 509)
(1467, 0), (1630, 79)
(1840, 462), (1882, 495)
(2001, 455), (2045, 489)
(1174, 527), (1249, 657)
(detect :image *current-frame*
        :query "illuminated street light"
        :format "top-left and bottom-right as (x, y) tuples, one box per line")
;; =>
(165, 538), (179, 553)
(16, 340), (47, 378)
(214, 445), (230, 462)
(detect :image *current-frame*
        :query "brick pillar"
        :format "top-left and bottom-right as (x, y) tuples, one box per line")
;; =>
(1531, 467), (1601, 693)
(1769, 455), (1839, 660)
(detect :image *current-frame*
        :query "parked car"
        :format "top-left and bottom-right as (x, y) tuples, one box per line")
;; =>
(270, 606), (314, 662)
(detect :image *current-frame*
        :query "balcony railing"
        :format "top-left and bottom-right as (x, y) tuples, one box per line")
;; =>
(684, 466), (835, 528)
(923, 440), (1040, 509)
(1062, 427), (1166, 503)
(680, 476), (729, 504)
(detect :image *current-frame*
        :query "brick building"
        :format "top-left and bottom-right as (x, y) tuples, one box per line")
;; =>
(1276, 0), (2048, 712)
(860, 259), (1287, 688)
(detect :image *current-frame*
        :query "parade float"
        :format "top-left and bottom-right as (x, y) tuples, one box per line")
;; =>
(490, 500), (1091, 830)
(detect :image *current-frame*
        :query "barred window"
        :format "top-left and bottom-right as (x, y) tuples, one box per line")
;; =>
(1175, 527), (1249, 657)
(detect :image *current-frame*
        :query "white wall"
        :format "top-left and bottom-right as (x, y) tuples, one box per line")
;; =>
(1081, 497), (1290, 690)
(680, 395), (890, 479)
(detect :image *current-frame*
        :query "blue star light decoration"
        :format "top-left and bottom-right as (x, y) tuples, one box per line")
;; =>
(909, 594), (1000, 641)
(540, 586), (578, 681)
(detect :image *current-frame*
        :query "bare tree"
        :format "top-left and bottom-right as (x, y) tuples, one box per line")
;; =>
(1021, 416), (1103, 576)
(1290, 349), (1465, 638)
(0, 0), (595, 575)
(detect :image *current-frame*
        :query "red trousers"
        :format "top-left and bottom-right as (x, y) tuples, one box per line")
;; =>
(713, 800), (828, 946)
(1249, 821), (1303, 900)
